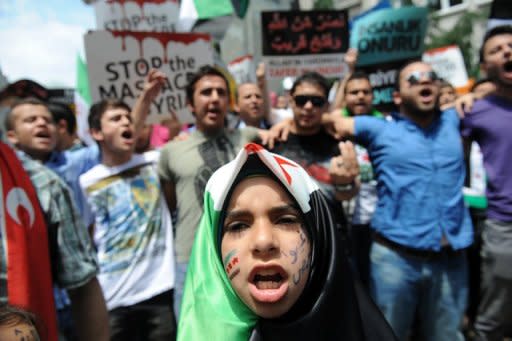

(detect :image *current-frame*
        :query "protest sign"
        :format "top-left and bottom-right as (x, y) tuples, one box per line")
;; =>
(422, 45), (469, 88)
(360, 59), (407, 113)
(227, 55), (256, 85)
(261, 10), (349, 80)
(84, 30), (213, 123)
(94, 0), (179, 32)
(351, 6), (428, 66)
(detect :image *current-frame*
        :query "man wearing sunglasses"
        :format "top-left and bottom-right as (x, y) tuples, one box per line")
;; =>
(461, 25), (512, 341)
(271, 72), (360, 220)
(327, 60), (472, 341)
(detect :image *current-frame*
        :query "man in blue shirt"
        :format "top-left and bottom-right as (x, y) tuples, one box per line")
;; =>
(329, 60), (473, 341)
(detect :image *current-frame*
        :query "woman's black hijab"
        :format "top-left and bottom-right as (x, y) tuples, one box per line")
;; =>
(178, 144), (396, 340)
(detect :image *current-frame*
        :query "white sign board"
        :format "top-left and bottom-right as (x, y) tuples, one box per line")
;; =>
(94, 0), (179, 32)
(263, 54), (348, 80)
(84, 30), (214, 123)
(422, 45), (469, 88)
(227, 55), (256, 85)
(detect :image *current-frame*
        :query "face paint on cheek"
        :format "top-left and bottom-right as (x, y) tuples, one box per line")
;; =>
(223, 249), (241, 280)
(292, 257), (311, 286)
(291, 231), (310, 286)
(13, 327), (38, 341)
(31, 328), (40, 341)
(289, 232), (308, 265)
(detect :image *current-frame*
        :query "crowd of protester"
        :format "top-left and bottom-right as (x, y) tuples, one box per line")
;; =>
(0, 24), (510, 341)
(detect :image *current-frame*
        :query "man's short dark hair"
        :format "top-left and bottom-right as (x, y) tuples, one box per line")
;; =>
(344, 71), (372, 94)
(185, 65), (230, 105)
(88, 99), (131, 131)
(290, 72), (329, 98)
(479, 25), (512, 63)
(4, 97), (49, 131)
(48, 102), (76, 135)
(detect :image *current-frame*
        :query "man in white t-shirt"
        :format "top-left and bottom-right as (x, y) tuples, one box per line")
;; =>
(80, 70), (176, 340)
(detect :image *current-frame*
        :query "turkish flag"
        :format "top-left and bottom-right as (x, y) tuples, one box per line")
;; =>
(0, 142), (57, 341)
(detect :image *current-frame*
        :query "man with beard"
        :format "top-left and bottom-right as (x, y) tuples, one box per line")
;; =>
(461, 25), (512, 341)
(328, 61), (473, 341)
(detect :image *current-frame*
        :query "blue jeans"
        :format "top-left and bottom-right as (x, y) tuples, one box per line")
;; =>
(474, 219), (512, 341)
(370, 242), (468, 341)
(174, 261), (188, 319)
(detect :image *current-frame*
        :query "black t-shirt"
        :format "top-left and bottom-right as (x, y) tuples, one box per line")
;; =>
(272, 129), (340, 200)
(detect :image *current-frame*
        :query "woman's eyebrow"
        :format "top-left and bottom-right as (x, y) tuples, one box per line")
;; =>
(225, 204), (301, 219)
(269, 204), (301, 216)
(225, 209), (250, 220)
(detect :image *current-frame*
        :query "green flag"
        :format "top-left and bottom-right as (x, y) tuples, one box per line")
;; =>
(76, 54), (91, 105)
(178, 143), (319, 340)
(232, 0), (250, 18)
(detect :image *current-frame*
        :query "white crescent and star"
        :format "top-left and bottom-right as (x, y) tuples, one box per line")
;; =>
(6, 187), (35, 228)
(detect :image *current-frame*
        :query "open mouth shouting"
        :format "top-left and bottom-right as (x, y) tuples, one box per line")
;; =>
(249, 265), (289, 303)
(206, 106), (222, 117)
(503, 60), (512, 80)
(33, 130), (54, 147)
(34, 130), (51, 140)
(419, 87), (435, 104)
(120, 129), (135, 145)
(504, 60), (512, 72)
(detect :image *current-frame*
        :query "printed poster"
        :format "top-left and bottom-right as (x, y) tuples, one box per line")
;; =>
(227, 55), (256, 85)
(94, 0), (180, 32)
(423, 45), (469, 88)
(84, 30), (213, 123)
(261, 10), (350, 80)
(350, 6), (429, 67)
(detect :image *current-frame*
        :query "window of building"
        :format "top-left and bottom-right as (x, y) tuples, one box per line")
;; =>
(427, 0), (465, 11)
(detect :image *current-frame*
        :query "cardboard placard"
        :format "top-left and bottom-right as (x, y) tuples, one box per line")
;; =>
(351, 6), (428, 67)
(227, 55), (256, 85)
(94, 0), (179, 32)
(261, 10), (349, 80)
(84, 30), (213, 123)
(423, 45), (469, 88)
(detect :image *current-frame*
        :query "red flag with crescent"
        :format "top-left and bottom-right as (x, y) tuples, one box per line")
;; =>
(0, 142), (57, 341)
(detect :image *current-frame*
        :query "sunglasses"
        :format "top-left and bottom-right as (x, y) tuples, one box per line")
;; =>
(293, 95), (327, 107)
(405, 71), (440, 85)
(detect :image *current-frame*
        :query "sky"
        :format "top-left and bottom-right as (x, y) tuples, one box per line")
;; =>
(0, 0), (95, 88)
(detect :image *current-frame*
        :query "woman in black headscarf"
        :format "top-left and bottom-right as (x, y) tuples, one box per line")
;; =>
(178, 143), (396, 340)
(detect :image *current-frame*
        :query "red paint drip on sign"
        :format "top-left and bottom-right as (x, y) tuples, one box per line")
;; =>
(106, 0), (178, 20)
(110, 31), (211, 63)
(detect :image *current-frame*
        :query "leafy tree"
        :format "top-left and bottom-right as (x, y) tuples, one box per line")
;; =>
(396, 1), (488, 78)
(314, 0), (333, 9)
